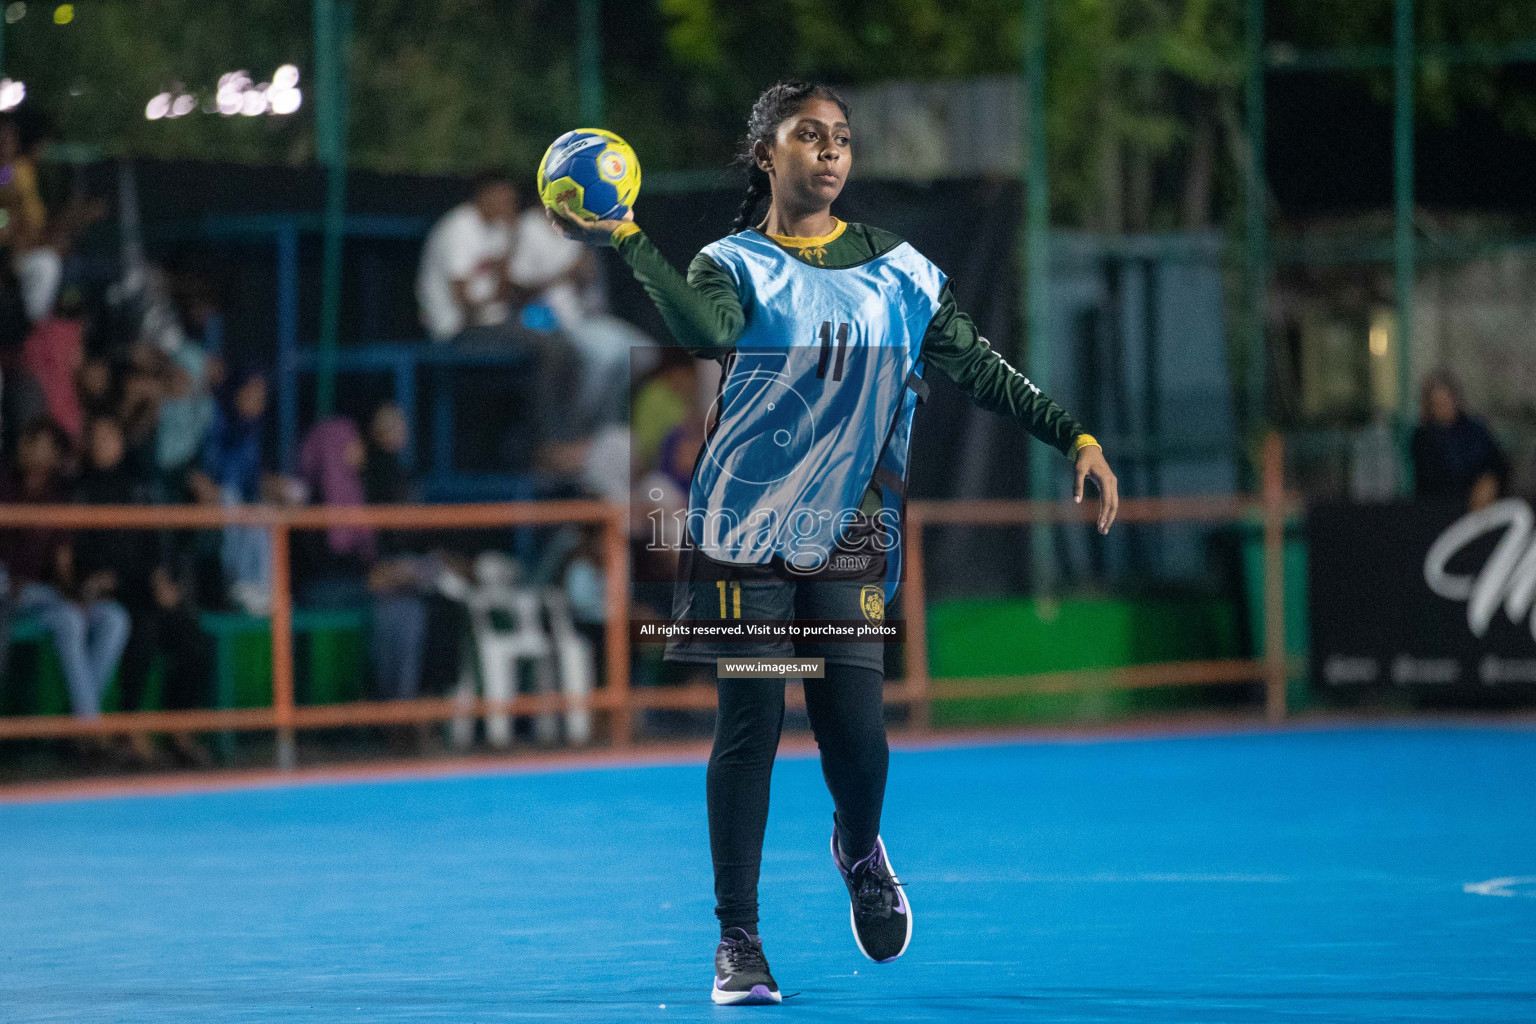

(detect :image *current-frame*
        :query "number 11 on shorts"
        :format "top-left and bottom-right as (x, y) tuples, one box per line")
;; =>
(717, 581), (742, 618)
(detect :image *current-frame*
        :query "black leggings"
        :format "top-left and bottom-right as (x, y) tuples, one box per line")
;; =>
(707, 662), (889, 934)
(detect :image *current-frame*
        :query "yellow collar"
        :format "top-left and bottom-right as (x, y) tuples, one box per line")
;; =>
(763, 218), (845, 265)
(763, 218), (846, 249)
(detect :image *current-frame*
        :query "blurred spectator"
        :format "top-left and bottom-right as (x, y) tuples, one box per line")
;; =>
(20, 291), (85, 441)
(155, 345), (215, 489)
(76, 354), (117, 421)
(363, 402), (414, 506)
(507, 205), (652, 428)
(507, 200), (590, 328)
(74, 414), (213, 767)
(0, 353), (43, 458)
(0, 109), (106, 323)
(298, 417), (429, 705)
(632, 350), (699, 473)
(417, 171), (519, 343)
(117, 356), (164, 482)
(1411, 369), (1509, 511)
(193, 368), (276, 615)
(170, 266), (225, 356)
(657, 421), (704, 493)
(0, 111), (51, 317)
(0, 417), (129, 724)
(417, 172), (586, 464)
(364, 402), (472, 703)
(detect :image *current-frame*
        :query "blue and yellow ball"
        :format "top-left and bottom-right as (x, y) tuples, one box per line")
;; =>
(537, 128), (641, 222)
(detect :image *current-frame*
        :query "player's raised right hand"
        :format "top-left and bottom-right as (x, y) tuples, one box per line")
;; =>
(545, 204), (633, 248)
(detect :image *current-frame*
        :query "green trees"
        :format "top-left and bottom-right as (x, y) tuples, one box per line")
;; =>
(2, 0), (1531, 229)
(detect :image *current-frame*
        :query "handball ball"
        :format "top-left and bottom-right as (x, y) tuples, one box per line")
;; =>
(537, 128), (641, 222)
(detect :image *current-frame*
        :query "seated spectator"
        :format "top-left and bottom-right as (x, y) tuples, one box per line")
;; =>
(364, 402), (472, 704)
(76, 354), (117, 422)
(362, 402), (416, 506)
(418, 171), (517, 343)
(170, 266), (226, 356)
(20, 291), (85, 441)
(117, 355), (165, 484)
(632, 351), (699, 473)
(155, 344), (215, 489)
(298, 417), (429, 706)
(416, 171), (584, 464)
(75, 414), (213, 768)
(509, 204), (653, 430)
(191, 367), (276, 615)
(1412, 369), (1509, 510)
(0, 417), (129, 727)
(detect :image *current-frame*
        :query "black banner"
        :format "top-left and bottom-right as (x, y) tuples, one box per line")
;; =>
(1309, 498), (1536, 691)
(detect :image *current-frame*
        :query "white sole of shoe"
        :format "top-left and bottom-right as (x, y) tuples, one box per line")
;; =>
(837, 833), (914, 963)
(710, 981), (783, 1005)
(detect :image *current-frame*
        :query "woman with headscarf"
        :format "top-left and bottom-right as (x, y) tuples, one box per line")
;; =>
(298, 417), (428, 705)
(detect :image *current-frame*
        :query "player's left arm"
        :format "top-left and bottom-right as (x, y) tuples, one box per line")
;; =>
(921, 283), (1119, 534)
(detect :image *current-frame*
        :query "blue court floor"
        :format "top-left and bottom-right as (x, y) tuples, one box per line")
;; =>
(2, 726), (1534, 1022)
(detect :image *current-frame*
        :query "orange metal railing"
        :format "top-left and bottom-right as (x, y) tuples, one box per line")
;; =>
(0, 436), (1294, 766)
(901, 432), (1294, 727)
(0, 501), (630, 767)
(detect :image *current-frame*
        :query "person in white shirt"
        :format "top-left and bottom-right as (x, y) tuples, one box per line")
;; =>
(508, 207), (657, 428)
(416, 171), (519, 342)
(417, 173), (592, 469)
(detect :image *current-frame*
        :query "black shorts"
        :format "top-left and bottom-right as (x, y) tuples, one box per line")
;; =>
(663, 530), (890, 672)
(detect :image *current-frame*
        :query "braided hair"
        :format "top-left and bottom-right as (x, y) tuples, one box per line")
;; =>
(730, 81), (851, 233)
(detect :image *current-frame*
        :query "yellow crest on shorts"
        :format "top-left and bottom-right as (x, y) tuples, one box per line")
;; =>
(860, 585), (885, 624)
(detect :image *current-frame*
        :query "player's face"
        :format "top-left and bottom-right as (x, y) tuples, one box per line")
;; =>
(764, 98), (851, 212)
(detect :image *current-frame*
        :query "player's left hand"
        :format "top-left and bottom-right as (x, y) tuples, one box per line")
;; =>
(1073, 444), (1119, 534)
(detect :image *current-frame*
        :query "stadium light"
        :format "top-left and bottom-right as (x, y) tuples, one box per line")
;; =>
(216, 71), (251, 115)
(150, 66), (302, 123)
(269, 86), (302, 115)
(0, 78), (25, 111)
(240, 86), (268, 116)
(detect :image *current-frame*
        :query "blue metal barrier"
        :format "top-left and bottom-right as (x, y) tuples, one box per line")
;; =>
(284, 342), (534, 498)
(153, 213), (544, 502)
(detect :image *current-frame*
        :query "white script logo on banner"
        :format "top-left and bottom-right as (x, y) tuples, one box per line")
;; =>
(1423, 498), (1536, 641)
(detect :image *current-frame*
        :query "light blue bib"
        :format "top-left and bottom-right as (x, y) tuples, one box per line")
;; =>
(690, 230), (945, 599)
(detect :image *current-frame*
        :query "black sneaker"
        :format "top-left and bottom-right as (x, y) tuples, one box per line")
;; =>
(832, 829), (912, 963)
(711, 927), (782, 1005)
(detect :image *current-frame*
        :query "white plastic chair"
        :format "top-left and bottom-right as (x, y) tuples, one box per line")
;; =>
(461, 553), (556, 748)
(543, 587), (594, 745)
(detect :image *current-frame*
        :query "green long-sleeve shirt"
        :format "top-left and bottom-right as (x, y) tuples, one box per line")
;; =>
(615, 219), (1087, 460)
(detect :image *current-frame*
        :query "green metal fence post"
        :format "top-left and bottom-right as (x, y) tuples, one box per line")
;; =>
(314, 0), (352, 420)
(1024, 0), (1056, 595)
(578, 0), (603, 126)
(1245, 0), (1268, 444)
(1393, 0), (1416, 481)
